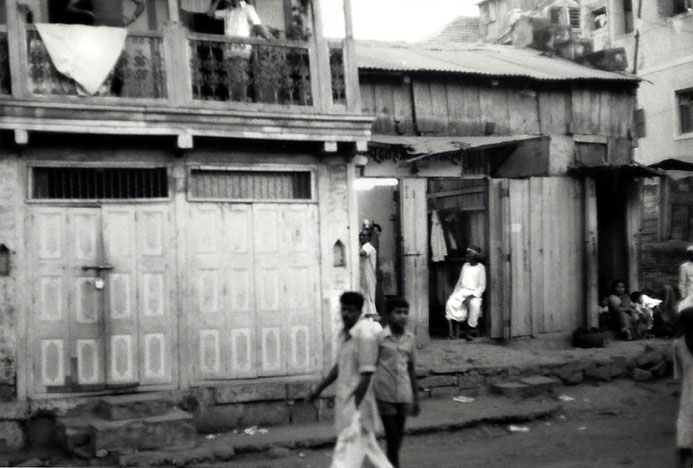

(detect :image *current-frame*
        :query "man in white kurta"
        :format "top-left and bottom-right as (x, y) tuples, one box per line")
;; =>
(680, 245), (693, 312)
(446, 247), (486, 340)
(360, 230), (378, 317)
(308, 292), (392, 468)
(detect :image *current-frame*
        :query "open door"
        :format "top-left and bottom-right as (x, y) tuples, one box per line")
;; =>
(400, 178), (429, 346)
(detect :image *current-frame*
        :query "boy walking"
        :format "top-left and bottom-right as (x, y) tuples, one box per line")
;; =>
(308, 292), (392, 468)
(374, 297), (420, 468)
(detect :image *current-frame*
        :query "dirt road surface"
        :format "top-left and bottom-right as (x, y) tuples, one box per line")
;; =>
(227, 379), (680, 468)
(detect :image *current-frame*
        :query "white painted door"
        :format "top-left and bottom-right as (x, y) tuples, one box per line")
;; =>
(29, 205), (176, 395)
(189, 203), (320, 382)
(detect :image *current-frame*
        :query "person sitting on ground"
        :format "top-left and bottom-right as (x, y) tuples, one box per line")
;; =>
(445, 246), (486, 341)
(374, 297), (420, 468)
(674, 307), (693, 468)
(607, 280), (637, 341)
(655, 284), (679, 338)
(630, 291), (654, 339)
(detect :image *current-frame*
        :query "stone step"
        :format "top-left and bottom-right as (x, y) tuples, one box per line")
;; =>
(98, 393), (175, 421)
(90, 408), (196, 455)
(55, 417), (92, 453)
(491, 375), (561, 400)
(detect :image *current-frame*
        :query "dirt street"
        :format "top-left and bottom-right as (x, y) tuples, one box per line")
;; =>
(228, 379), (680, 468)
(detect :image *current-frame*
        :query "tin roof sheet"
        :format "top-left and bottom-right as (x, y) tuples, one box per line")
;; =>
(356, 41), (638, 82)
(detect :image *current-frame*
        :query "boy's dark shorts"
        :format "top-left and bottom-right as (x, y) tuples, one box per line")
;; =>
(377, 400), (410, 417)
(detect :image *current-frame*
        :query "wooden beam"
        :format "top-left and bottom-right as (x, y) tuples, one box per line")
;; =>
(583, 176), (599, 329)
(323, 141), (338, 153)
(177, 133), (193, 149)
(14, 129), (28, 146)
(167, 0), (180, 23)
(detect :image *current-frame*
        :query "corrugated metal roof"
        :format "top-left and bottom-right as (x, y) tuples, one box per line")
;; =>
(356, 41), (638, 82)
(370, 135), (543, 158)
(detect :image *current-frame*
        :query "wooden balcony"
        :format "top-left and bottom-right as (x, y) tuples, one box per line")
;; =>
(0, 5), (371, 148)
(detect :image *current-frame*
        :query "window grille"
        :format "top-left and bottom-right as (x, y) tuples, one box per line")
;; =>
(189, 169), (313, 201)
(568, 8), (580, 28)
(31, 167), (169, 200)
(678, 89), (693, 134)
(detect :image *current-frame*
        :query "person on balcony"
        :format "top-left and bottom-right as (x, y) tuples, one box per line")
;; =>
(67, 0), (145, 27)
(206, 0), (271, 101)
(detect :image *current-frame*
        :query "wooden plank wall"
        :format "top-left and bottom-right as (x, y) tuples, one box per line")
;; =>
(500, 177), (585, 337)
(360, 75), (636, 139)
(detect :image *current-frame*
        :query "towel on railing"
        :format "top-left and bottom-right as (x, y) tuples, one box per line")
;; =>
(35, 24), (127, 95)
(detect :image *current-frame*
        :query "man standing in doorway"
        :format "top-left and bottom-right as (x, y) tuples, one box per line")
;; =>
(679, 245), (693, 312)
(67, 0), (145, 27)
(360, 229), (378, 319)
(308, 292), (392, 468)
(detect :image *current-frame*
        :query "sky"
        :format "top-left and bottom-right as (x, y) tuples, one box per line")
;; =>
(322, 0), (480, 42)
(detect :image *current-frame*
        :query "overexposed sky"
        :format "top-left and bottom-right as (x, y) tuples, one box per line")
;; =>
(322, 0), (480, 42)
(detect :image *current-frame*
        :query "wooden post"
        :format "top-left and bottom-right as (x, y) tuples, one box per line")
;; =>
(501, 179), (511, 340)
(583, 177), (599, 329)
(626, 178), (643, 292)
(487, 179), (505, 339)
(660, 176), (671, 241)
(167, 0), (180, 23)
(310, 0), (333, 111)
(342, 0), (361, 113)
(163, 22), (192, 106)
(6, 0), (29, 99)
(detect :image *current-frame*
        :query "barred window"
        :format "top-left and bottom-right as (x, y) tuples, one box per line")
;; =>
(189, 169), (313, 201)
(31, 167), (169, 200)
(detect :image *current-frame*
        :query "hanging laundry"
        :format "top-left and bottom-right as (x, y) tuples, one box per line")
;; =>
(430, 211), (448, 263)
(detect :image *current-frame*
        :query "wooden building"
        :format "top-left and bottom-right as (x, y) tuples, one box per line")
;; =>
(0, 0), (371, 413)
(354, 41), (646, 344)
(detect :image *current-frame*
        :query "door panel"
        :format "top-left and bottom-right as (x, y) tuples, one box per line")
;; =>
(508, 180), (532, 337)
(189, 202), (320, 382)
(30, 203), (176, 396)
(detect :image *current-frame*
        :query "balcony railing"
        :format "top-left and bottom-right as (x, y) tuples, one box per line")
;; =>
(0, 27), (10, 95)
(1, 9), (358, 116)
(189, 34), (313, 106)
(26, 27), (167, 99)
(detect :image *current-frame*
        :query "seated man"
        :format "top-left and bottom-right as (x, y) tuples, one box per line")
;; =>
(445, 246), (486, 341)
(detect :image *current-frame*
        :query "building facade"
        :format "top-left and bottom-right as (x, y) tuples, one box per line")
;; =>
(0, 0), (371, 439)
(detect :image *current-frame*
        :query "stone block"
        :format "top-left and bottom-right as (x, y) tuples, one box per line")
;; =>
(649, 360), (669, 380)
(214, 383), (287, 404)
(490, 382), (531, 399)
(418, 375), (457, 389)
(563, 371), (584, 386)
(632, 369), (652, 382)
(239, 401), (290, 428)
(289, 401), (319, 425)
(458, 374), (483, 390)
(585, 366), (611, 382)
(608, 357), (629, 379)
(519, 376), (561, 396)
(99, 394), (175, 421)
(318, 398), (335, 423)
(0, 421), (24, 451)
(287, 381), (320, 400)
(194, 405), (244, 434)
(268, 447), (291, 459)
(90, 409), (196, 454)
(0, 402), (28, 421)
(484, 375), (511, 386)
(635, 351), (664, 369)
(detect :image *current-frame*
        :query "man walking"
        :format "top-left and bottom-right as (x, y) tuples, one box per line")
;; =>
(308, 292), (392, 468)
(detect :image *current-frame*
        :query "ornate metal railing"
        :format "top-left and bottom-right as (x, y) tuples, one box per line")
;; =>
(0, 28), (10, 95)
(328, 41), (346, 106)
(189, 34), (312, 106)
(26, 27), (167, 99)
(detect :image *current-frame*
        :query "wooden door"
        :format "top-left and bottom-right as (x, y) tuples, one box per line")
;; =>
(30, 204), (177, 395)
(508, 180), (532, 337)
(400, 178), (429, 345)
(189, 203), (320, 382)
(31, 207), (105, 394)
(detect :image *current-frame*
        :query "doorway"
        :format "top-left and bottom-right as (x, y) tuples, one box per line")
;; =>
(427, 178), (489, 338)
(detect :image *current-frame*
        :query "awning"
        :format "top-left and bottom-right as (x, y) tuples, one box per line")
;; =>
(369, 135), (544, 162)
(649, 158), (693, 172)
(568, 163), (665, 178)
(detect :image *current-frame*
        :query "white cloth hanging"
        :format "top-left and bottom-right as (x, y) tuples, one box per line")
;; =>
(35, 24), (127, 95)
(430, 211), (448, 263)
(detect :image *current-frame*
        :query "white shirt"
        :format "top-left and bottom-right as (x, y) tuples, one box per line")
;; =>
(214, 2), (262, 39)
(680, 261), (693, 300)
(454, 263), (487, 298)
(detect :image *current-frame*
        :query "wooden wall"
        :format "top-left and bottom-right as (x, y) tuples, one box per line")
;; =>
(360, 74), (637, 139)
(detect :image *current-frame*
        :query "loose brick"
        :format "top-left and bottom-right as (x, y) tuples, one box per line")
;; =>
(491, 382), (531, 399)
